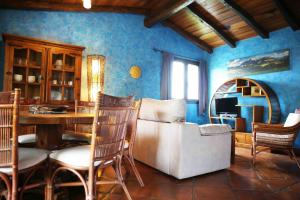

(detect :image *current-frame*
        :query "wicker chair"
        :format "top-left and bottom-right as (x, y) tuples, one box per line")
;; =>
(123, 100), (144, 187)
(252, 113), (300, 168)
(0, 89), (48, 200)
(48, 92), (134, 200)
(17, 106), (37, 145)
(62, 100), (95, 144)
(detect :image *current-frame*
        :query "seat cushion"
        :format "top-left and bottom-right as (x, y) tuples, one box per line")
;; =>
(62, 133), (91, 143)
(50, 145), (108, 169)
(139, 98), (186, 123)
(124, 140), (129, 149)
(18, 134), (36, 144)
(0, 148), (48, 175)
(256, 132), (294, 146)
(284, 113), (300, 127)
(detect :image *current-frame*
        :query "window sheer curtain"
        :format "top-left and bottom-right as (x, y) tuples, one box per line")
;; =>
(160, 52), (174, 100)
(198, 60), (208, 115)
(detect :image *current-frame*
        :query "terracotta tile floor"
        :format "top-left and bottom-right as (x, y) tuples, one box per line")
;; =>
(95, 148), (300, 200)
(21, 147), (300, 200)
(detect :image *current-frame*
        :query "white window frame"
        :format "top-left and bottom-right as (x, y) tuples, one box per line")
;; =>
(170, 58), (200, 102)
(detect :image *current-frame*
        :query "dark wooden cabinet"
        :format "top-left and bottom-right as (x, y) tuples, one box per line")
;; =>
(2, 34), (85, 104)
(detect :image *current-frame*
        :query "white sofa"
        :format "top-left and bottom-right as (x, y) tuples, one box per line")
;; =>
(133, 98), (232, 179)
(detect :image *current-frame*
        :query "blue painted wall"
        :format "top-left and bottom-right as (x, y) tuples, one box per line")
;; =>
(207, 27), (300, 147)
(0, 9), (208, 123)
(1, 9), (299, 141)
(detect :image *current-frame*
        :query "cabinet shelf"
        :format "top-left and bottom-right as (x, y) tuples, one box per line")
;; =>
(13, 64), (27, 68)
(215, 91), (239, 94)
(28, 65), (41, 69)
(236, 104), (259, 107)
(210, 116), (240, 120)
(209, 78), (281, 139)
(28, 83), (41, 86)
(64, 85), (74, 88)
(64, 69), (75, 72)
(13, 81), (26, 85)
(51, 84), (62, 87)
(52, 68), (63, 72)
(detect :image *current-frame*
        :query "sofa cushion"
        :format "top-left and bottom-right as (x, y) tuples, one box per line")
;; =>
(139, 98), (186, 123)
(199, 124), (232, 136)
(284, 113), (300, 127)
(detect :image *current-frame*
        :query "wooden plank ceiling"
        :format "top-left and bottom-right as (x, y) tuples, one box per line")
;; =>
(1, 0), (299, 53)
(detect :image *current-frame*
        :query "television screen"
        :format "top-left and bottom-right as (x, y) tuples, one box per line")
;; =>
(215, 97), (238, 115)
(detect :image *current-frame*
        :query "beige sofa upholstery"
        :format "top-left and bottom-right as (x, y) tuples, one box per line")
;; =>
(133, 98), (232, 179)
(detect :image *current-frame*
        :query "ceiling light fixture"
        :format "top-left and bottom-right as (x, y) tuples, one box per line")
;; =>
(83, 0), (91, 9)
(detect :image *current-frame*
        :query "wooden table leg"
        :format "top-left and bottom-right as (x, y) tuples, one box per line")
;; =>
(231, 131), (235, 164)
(36, 124), (63, 150)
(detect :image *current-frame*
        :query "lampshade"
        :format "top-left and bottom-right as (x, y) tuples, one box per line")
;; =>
(87, 55), (105, 101)
(83, 0), (91, 9)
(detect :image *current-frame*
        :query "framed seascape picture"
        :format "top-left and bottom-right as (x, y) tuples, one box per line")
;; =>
(227, 49), (290, 76)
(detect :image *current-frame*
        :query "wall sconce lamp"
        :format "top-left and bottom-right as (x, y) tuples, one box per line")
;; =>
(87, 55), (105, 101)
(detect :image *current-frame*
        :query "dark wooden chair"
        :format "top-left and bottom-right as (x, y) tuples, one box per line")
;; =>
(48, 92), (134, 200)
(252, 113), (300, 168)
(123, 100), (144, 187)
(0, 89), (48, 200)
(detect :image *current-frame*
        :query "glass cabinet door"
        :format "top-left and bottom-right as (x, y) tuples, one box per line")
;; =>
(12, 48), (28, 98)
(48, 51), (77, 103)
(12, 47), (45, 103)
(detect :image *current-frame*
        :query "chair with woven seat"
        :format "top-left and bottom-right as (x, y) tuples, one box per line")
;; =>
(123, 100), (144, 187)
(17, 106), (37, 145)
(48, 92), (134, 200)
(62, 100), (95, 145)
(252, 113), (300, 168)
(18, 126), (37, 146)
(0, 89), (48, 200)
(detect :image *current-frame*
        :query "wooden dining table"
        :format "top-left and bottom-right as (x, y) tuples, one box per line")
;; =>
(19, 111), (94, 150)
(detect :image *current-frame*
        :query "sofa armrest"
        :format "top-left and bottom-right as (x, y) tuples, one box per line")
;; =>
(168, 123), (232, 179)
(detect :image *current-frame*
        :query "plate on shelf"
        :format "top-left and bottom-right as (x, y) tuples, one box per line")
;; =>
(51, 90), (62, 100)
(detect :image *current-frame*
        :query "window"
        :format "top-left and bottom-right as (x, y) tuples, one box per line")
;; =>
(170, 58), (199, 101)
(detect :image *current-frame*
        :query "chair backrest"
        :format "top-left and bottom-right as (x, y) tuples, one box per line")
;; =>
(73, 100), (95, 134)
(87, 92), (133, 196)
(126, 100), (141, 149)
(90, 93), (134, 162)
(0, 89), (20, 169)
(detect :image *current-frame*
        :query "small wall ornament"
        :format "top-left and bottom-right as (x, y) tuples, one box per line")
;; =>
(129, 65), (142, 79)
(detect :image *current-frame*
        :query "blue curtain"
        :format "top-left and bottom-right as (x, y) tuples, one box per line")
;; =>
(198, 60), (208, 115)
(160, 52), (174, 100)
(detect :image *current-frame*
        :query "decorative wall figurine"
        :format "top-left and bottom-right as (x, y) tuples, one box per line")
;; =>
(130, 65), (142, 79)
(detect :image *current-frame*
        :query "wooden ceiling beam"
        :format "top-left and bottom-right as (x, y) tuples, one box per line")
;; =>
(188, 3), (236, 48)
(272, 0), (300, 31)
(0, 0), (147, 14)
(144, 0), (195, 28)
(220, 0), (269, 38)
(163, 20), (213, 53)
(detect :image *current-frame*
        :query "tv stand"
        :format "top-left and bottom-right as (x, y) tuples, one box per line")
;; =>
(219, 113), (238, 118)
(209, 78), (280, 148)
